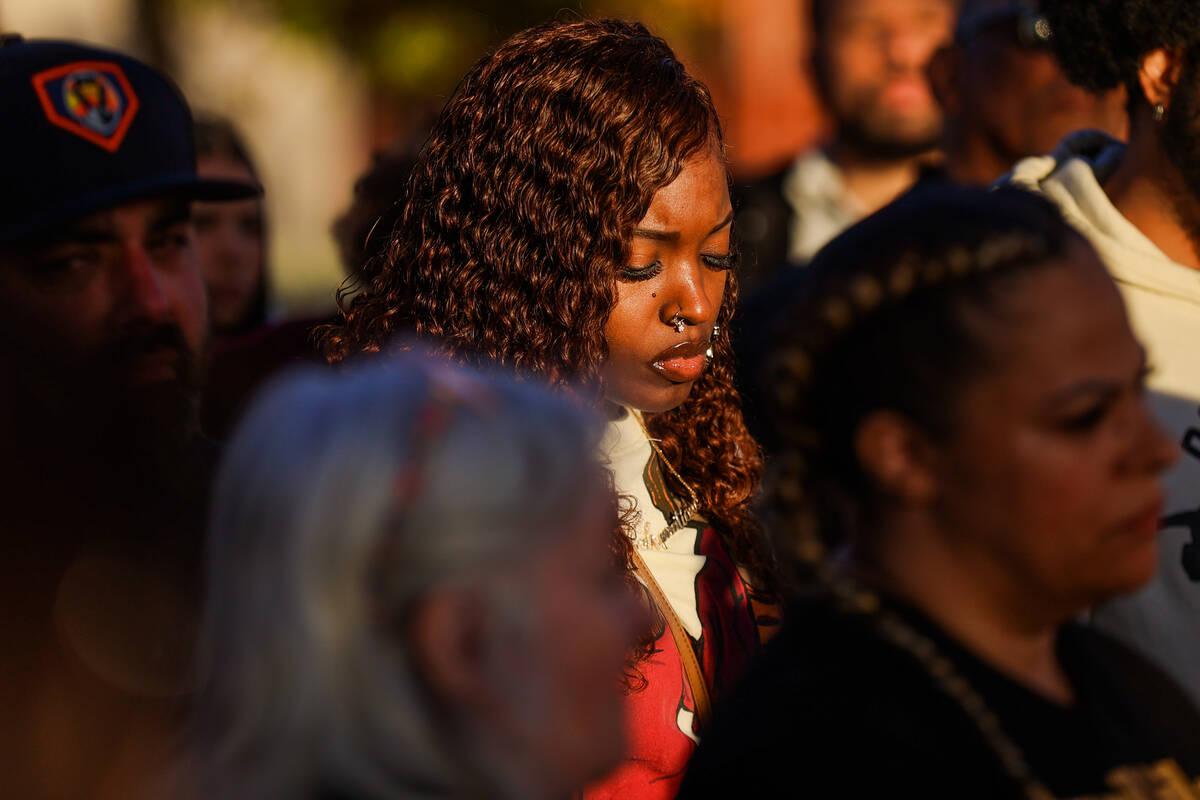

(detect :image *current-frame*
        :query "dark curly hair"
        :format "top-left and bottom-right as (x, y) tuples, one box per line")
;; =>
(1040, 0), (1200, 99)
(320, 18), (772, 589)
(757, 186), (1084, 589)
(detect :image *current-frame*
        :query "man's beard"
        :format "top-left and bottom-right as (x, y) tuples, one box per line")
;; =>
(97, 322), (206, 476)
(7, 321), (205, 480)
(835, 83), (945, 163)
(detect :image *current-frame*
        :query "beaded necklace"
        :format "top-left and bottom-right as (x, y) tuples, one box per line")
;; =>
(816, 561), (1057, 800)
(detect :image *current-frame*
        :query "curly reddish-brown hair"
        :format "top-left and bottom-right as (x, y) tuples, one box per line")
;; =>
(321, 17), (773, 588)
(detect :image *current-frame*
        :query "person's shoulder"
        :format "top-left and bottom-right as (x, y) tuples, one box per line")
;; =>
(1063, 621), (1200, 774)
(1065, 622), (1200, 727)
(1002, 130), (1120, 196)
(677, 597), (1010, 798)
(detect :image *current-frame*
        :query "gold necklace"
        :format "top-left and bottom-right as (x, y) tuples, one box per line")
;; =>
(630, 409), (700, 550)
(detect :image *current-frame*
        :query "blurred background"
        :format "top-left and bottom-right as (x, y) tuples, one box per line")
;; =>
(0, 0), (826, 315)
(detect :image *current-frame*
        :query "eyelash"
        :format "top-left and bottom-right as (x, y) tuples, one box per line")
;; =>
(618, 252), (739, 282)
(1059, 405), (1108, 433)
(619, 261), (663, 282)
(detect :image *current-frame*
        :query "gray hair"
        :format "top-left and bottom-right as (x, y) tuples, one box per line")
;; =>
(178, 353), (605, 799)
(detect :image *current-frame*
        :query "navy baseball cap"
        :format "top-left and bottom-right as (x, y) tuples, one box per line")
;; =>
(0, 34), (259, 244)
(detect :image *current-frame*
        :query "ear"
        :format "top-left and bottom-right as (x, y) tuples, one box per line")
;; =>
(1138, 48), (1186, 110)
(407, 586), (490, 710)
(854, 410), (940, 505)
(927, 44), (962, 115)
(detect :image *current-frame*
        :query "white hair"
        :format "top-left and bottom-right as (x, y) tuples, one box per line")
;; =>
(174, 353), (604, 800)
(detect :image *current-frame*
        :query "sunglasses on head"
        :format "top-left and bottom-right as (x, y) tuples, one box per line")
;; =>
(955, 4), (1054, 50)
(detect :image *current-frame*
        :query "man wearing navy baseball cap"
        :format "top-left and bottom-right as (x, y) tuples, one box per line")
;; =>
(0, 34), (257, 798)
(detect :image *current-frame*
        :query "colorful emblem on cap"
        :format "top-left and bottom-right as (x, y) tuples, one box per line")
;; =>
(31, 60), (139, 152)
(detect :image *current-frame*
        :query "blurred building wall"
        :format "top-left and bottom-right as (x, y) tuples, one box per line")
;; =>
(719, 0), (826, 178)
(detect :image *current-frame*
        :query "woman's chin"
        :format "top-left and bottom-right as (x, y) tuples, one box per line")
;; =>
(607, 382), (696, 414)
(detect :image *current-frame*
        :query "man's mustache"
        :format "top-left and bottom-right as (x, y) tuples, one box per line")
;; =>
(105, 323), (191, 364)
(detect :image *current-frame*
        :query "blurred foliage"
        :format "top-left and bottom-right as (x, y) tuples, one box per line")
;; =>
(180, 0), (722, 97)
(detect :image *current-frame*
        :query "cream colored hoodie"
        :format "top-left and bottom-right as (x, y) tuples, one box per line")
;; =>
(1008, 131), (1200, 707)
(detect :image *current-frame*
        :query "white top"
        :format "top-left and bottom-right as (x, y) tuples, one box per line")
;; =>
(1008, 131), (1200, 707)
(600, 407), (707, 640)
(781, 148), (866, 264)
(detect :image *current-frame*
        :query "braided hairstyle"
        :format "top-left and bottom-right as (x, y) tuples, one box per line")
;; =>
(320, 18), (770, 589)
(1039, 0), (1200, 100)
(758, 185), (1086, 589)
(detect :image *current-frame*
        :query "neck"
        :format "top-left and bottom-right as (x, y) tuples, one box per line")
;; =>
(828, 139), (933, 215)
(857, 511), (1074, 705)
(1105, 110), (1200, 270)
(942, 126), (1014, 187)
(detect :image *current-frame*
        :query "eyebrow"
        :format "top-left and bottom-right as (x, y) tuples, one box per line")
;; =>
(633, 210), (734, 243)
(149, 201), (194, 232)
(1042, 349), (1149, 408)
(35, 200), (194, 248)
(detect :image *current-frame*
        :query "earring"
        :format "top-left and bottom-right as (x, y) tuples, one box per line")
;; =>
(1154, 103), (1166, 122)
(706, 324), (720, 360)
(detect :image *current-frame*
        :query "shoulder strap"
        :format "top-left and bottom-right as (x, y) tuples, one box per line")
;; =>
(630, 547), (713, 729)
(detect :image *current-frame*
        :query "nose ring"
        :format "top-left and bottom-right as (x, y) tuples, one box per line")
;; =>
(670, 313), (685, 334)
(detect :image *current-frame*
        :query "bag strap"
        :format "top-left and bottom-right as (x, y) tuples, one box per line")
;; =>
(630, 547), (713, 729)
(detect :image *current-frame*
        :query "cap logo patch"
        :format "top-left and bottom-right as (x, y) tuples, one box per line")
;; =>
(32, 60), (140, 153)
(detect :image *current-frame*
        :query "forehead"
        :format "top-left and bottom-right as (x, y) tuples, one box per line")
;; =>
(197, 155), (256, 184)
(966, 244), (1137, 394)
(823, 0), (956, 27)
(32, 195), (191, 243)
(637, 147), (730, 229)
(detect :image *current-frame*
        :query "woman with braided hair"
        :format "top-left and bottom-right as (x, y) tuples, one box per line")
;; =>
(1005, 0), (1200, 708)
(320, 18), (775, 799)
(678, 186), (1200, 799)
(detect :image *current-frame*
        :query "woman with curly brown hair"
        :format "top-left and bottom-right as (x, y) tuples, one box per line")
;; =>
(322, 17), (775, 799)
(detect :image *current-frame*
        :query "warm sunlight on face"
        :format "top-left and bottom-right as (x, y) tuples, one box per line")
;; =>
(603, 146), (732, 412)
(929, 242), (1176, 615)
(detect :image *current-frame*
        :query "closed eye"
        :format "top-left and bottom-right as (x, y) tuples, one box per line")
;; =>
(701, 251), (738, 271)
(618, 261), (663, 282)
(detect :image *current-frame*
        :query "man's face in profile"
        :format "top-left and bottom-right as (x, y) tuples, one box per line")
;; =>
(0, 194), (208, 453)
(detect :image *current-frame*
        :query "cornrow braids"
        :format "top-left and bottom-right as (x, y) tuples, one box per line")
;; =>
(756, 184), (1091, 800)
(757, 185), (1083, 585)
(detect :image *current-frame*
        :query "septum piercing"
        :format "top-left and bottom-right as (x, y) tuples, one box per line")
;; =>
(671, 314), (686, 333)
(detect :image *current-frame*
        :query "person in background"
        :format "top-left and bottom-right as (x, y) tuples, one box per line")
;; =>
(322, 19), (777, 799)
(199, 139), (420, 440)
(1005, 0), (1200, 710)
(192, 115), (269, 338)
(0, 35), (256, 798)
(735, 0), (957, 292)
(175, 355), (648, 800)
(679, 186), (1200, 799)
(928, 0), (1127, 186)
(331, 140), (421, 279)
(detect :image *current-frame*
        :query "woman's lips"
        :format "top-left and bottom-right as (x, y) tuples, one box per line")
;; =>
(651, 339), (709, 383)
(1121, 497), (1165, 541)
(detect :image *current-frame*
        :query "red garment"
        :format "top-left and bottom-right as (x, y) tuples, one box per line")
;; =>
(583, 525), (774, 800)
